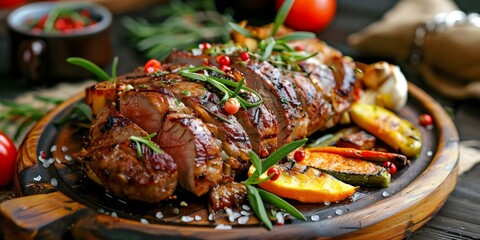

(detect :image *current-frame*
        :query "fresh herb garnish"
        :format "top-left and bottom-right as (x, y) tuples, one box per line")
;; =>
(129, 133), (164, 159)
(67, 57), (118, 82)
(242, 138), (308, 230)
(179, 66), (263, 109)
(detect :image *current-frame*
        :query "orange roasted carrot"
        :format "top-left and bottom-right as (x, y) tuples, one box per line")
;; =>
(308, 146), (409, 166)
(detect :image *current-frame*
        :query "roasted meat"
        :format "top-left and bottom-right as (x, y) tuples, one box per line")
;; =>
(80, 33), (359, 204)
(80, 105), (177, 202)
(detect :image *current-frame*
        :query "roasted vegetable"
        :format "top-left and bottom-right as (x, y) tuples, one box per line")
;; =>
(301, 150), (391, 188)
(349, 102), (422, 158)
(248, 162), (356, 203)
(309, 146), (408, 166)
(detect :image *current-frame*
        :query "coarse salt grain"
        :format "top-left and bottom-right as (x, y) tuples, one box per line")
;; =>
(226, 208), (233, 216)
(240, 210), (250, 216)
(50, 145), (57, 152)
(311, 215), (320, 221)
(324, 201), (331, 206)
(208, 213), (214, 221)
(382, 191), (390, 197)
(242, 205), (250, 211)
(427, 151), (433, 157)
(335, 209), (343, 215)
(194, 215), (202, 221)
(42, 161), (51, 168)
(33, 175), (42, 181)
(214, 224), (232, 230)
(228, 212), (241, 222)
(180, 201), (188, 207)
(111, 212), (118, 218)
(61, 146), (69, 152)
(155, 211), (164, 219)
(50, 178), (58, 187)
(140, 218), (149, 224)
(238, 216), (249, 224)
(181, 216), (194, 222)
(276, 212), (285, 225)
(64, 155), (72, 161)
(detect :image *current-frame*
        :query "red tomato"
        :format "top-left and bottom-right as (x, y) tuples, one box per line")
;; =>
(293, 149), (305, 162)
(0, 131), (17, 186)
(144, 59), (162, 73)
(418, 113), (433, 126)
(275, 0), (336, 32)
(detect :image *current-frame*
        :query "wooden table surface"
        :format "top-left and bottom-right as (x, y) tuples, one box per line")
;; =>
(0, 0), (479, 239)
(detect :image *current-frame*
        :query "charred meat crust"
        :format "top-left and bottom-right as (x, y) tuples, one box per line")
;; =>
(82, 105), (177, 202)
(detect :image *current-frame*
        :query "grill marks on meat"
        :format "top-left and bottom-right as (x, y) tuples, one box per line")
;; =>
(82, 105), (177, 202)
(235, 60), (308, 146)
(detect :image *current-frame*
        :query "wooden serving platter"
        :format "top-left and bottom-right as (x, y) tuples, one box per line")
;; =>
(0, 82), (459, 240)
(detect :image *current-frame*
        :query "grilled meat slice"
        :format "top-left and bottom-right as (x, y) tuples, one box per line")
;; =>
(158, 113), (223, 196)
(232, 59), (308, 146)
(82, 105), (177, 202)
(117, 90), (224, 196)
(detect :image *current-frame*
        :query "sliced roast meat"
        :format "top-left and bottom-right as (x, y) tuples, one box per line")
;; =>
(118, 71), (253, 178)
(157, 113), (223, 196)
(117, 89), (223, 196)
(233, 59), (308, 146)
(165, 51), (304, 147)
(82, 105), (177, 202)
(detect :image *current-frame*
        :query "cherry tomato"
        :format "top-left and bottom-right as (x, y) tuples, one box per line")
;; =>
(418, 113), (433, 126)
(275, 0), (336, 32)
(383, 161), (397, 175)
(267, 167), (281, 181)
(224, 98), (240, 115)
(144, 59), (162, 73)
(216, 55), (231, 67)
(293, 150), (305, 162)
(240, 51), (250, 61)
(0, 131), (17, 186)
(199, 42), (211, 51)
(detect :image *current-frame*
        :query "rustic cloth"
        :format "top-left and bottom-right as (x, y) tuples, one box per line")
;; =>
(348, 0), (480, 99)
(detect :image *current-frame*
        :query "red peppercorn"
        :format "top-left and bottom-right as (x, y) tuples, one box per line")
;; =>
(144, 59), (162, 73)
(200, 42), (211, 50)
(267, 167), (281, 181)
(224, 98), (240, 115)
(293, 150), (305, 162)
(295, 45), (304, 51)
(383, 161), (397, 175)
(240, 51), (250, 61)
(216, 55), (231, 67)
(418, 113), (433, 126)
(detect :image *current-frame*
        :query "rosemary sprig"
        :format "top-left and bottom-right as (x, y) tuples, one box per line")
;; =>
(129, 133), (164, 159)
(122, 0), (233, 59)
(67, 57), (118, 82)
(242, 139), (308, 230)
(178, 66), (263, 109)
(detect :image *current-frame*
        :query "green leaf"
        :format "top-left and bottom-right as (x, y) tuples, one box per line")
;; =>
(231, 77), (244, 98)
(270, 0), (294, 37)
(247, 185), (272, 230)
(34, 95), (64, 105)
(228, 22), (255, 38)
(67, 57), (111, 81)
(244, 151), (263, 185)
(257, 188), (306, 221)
